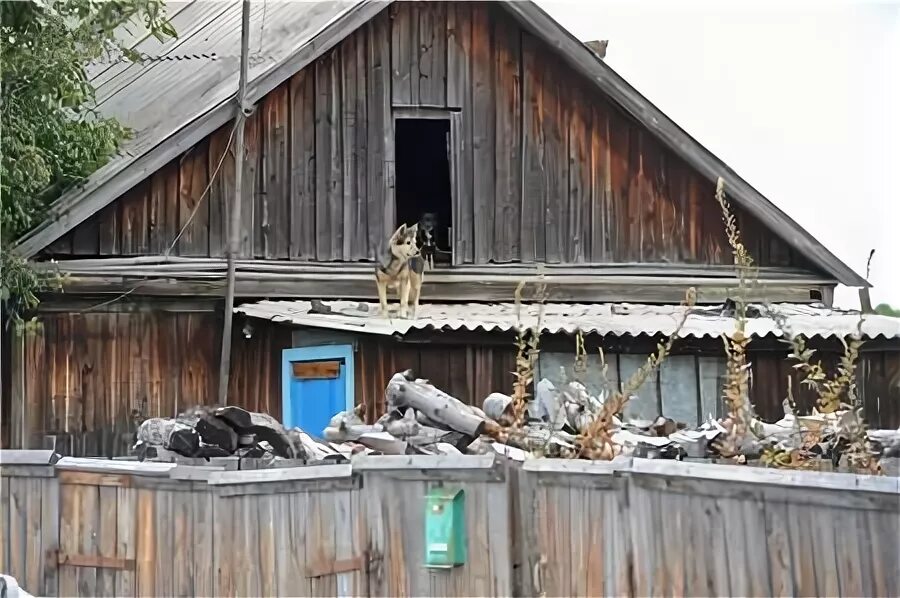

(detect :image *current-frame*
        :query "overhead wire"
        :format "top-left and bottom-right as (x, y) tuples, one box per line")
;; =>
(76, 117), (239, 312)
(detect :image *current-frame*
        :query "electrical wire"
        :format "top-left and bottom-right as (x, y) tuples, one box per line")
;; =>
(164, 119), (239, 257)
(75, 118), (239, 311)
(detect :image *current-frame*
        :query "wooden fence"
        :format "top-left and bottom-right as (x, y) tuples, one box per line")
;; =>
(2, 451), (898, 597)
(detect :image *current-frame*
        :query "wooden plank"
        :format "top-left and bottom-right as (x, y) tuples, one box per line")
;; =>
(176, 140), (210, 256)
(314, 52), (334, 261)
(493, 11), (522, 263)
(590, 103), (612, 261)
(58, 470), (133, 488)
(96, 486), (118, 596)
(543, 63), (566, 264)
(58, 553), (135, 571)
(447, 2), (473, 264)
(239, 110), (260, 257)
(330, 490), (354, 596)
(786, 502), (817, 597)
(41, 478), (60, 596)
(147, 163), (174, 254)
(154, 491), (175, 598)
(832, 507), (860, 596)
(97, 204), (120, 256)
(191, 491), (215, 597)
(212, 496), (234, 597)
(417, 1), (446, 106)
(134, 489), (156, 597)
(207, 123), (235, 258)
(76, 484), (100, 597)
(353, 29), (369, 262)
(7, 478), (26, 587)
(21, 478), (43, 592)
(288, 492), (313, 597)
(57, 484), (77, 597)
(341, 36), (359, 262)
(470, 2), (494, 264)
(366, 11), (393, 260)
(567, 85), (590, 263)
(115, 487), (137, 597)
(257, 495), (278, 598)
(172, 491), (193, 597)
(119, 182), (150, 255)
(262, 85), (291, 259)
(289, 70), (317, 260)
(292, 360), (341, 379)
(870, 506), (900, 597)
(521, 33), (543, 262)
(741, 497), (773, 597)
(390, 2), (414, 105)
(811, 505), (841, 598)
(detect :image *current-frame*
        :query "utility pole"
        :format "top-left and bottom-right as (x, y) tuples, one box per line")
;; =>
(218, 0), (251, 405)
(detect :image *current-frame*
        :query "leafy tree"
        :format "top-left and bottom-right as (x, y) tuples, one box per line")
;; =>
(874, 303), (900, 318)
(0, 0), (175, 321)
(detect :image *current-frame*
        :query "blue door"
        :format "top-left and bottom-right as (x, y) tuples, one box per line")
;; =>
(282, 345), (355, 438)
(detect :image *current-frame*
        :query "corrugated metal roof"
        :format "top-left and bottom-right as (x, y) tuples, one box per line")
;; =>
(235, 300), (900, 340)
(90, 0), (358, 164)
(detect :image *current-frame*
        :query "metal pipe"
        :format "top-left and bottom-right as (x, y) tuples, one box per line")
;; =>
(218, 0), (252, 406)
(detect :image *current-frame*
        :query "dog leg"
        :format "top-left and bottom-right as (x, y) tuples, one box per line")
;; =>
(399, 279), (411, 319)
(376, 280), (388, 316)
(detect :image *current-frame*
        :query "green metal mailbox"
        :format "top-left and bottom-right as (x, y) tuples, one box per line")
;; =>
(424, 487), (467, 568)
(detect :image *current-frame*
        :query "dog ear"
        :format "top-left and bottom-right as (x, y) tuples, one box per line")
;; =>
(391, 223), (407, 240)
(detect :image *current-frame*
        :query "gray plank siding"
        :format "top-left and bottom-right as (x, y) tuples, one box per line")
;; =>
(45, 2), (829, 281)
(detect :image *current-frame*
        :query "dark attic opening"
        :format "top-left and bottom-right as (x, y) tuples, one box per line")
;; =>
(394, 118), (452, 266)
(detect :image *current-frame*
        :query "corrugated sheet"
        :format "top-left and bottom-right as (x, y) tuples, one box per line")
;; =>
(89, 0), (358, 162)
(236, 300), (900, 340)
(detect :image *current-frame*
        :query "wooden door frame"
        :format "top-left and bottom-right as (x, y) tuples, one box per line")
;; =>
(391, 107), (462, 265)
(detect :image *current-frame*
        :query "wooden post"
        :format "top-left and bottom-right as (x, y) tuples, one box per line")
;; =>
(218, 0), (252, 405)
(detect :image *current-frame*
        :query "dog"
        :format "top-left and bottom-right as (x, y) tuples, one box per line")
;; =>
(375, 223), (424, 318)
(416, 212), (438, 271)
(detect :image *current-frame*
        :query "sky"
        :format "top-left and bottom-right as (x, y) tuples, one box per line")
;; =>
(538, 0), (900, 309)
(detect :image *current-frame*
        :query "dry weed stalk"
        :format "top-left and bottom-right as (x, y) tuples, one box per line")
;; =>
(778, 307), (878, 472)
(714, 177), (757, 460)
(575, 287), (697, 460)
(510, 276), (547, 432)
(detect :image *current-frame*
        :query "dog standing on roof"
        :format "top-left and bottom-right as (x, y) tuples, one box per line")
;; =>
(375, 223), (424, 318)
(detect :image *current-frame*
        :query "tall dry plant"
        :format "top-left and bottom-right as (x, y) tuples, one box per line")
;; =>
(509, 275), (547, 431)
(575, 287), (697, 460)
(714, 177), (757, 459)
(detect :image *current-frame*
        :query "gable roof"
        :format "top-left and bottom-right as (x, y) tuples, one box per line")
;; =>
(12, 0), (869, 288)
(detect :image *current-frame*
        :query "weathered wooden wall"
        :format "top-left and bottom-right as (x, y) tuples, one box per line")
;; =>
(4, 454), (897, 598)
(357, 456), (515, 597)
(0, 462), (59, 596)
(520, 459), (900, 598)
(42, 2), (817, 273)
(4, 309), (290, 456)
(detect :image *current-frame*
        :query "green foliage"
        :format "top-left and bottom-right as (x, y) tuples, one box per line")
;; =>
(874, 303), (900, 318)
(0, 0), (175, 320)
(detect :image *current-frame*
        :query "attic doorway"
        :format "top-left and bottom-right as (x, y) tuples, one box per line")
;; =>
(394, 115), (453, 267)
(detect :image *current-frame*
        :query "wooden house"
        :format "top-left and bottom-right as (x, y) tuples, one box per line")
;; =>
(3, 0), (899, 455)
